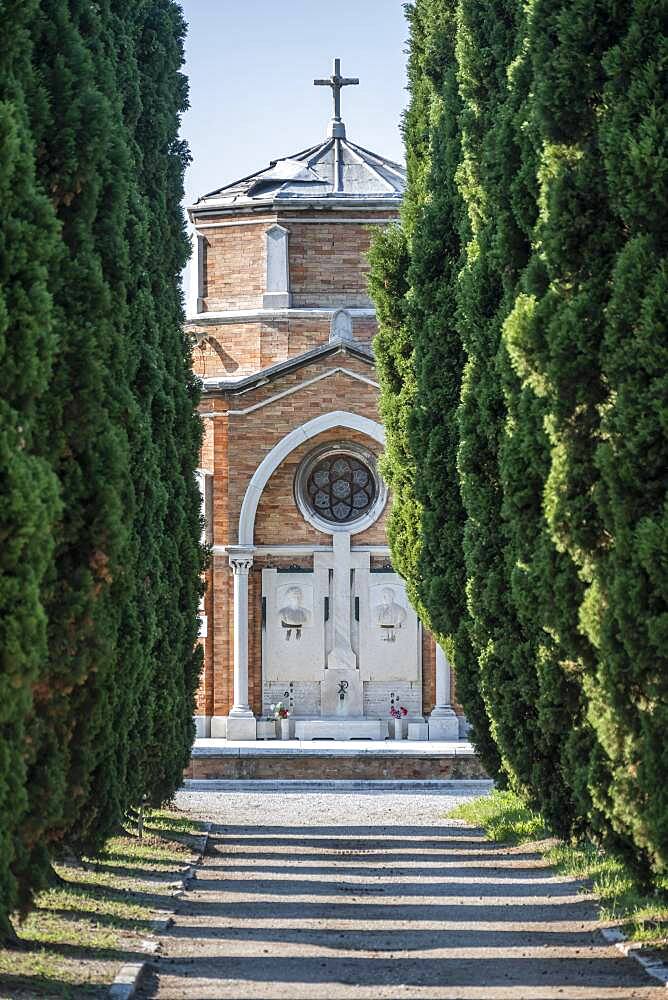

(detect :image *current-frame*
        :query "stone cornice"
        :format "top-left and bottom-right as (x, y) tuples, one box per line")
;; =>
(186, 307), (376, 326)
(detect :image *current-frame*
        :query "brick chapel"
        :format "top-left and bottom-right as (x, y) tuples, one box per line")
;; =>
(187, 61), (465, 742)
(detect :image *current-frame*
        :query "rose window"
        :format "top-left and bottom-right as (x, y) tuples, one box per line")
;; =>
(305, 454), (376, 524)
(295, 443), (386, 533)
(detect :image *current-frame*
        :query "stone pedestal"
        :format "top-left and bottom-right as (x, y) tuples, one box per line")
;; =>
(279, 717), (292, 740)
(389, 717), (406, 740)
(210, 716), (227, 739)
(226, 716), (257, 741)
(407, 722), (428, 741)
(428, 716), (460, 740)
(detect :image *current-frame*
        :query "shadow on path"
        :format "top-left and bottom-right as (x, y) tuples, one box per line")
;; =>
(138, 813), (663, 999)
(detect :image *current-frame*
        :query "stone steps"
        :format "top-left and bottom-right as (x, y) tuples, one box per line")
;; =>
(187, 739), (487, 781)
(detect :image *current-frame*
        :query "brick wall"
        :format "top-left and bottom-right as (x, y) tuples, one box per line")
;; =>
(286, 221), (375, 307)
(254, 426), (388, 548)
(222, 362), (381, 542)
(203, 223), (268, 311)
(196, 210), (397, 318)
(189, 315), (378, 381)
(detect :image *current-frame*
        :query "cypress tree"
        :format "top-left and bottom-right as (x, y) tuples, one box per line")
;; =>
(0, 0), (60, 942)
(369, 0), (501, 775)
(407, 0), (500, 774)
(580, 1), (668, 877)
(503, 0), (648, 865)
(124, 0), (203, 808)
(453, 0), (585, 828)
(455, 0), (545, 797)
(17, 0), (135, 898)
(497, 5), (598, 836)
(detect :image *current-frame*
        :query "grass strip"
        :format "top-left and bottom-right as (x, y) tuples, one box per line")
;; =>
(449, 790), (668, 946)
(0, 809), (204, 999)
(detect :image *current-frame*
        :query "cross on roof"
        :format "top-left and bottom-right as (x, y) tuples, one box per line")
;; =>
(314, 58), (359, 137)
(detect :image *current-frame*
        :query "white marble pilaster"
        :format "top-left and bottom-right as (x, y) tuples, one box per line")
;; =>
(429, 644), (459, 740)
(263, 224), (292, 309)
(227, 547), (256, 739)
(187, 232), (205, 318)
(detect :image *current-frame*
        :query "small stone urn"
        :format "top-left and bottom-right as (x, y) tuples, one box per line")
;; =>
(279, 716), (291, 741)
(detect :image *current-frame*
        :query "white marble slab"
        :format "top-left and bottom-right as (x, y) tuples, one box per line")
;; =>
(262, 569), (324, 681)
(192, 738), (477, 757)
(357, 572), (420, 682)
(294, 719), (389, 741)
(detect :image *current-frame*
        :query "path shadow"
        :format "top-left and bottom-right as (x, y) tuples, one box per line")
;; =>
(138, 821), (659, 998)
(144, 953), (659, 992)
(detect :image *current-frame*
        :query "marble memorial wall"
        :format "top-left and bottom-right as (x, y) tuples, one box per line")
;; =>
(261, 560), (422, 719)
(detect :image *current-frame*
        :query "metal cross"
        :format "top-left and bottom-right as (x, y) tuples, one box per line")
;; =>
(314, 58), (359, 126)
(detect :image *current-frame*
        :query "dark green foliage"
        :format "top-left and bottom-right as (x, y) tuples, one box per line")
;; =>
(370, 0), (667, 877)
(505, 0), (645, 868)
(0, 0), (60, 941)
(453, 0), (591, 837)
(455, 0), (550, 798)
(5, 0), (203, 923)
(367, 224), (418, 604)
(581, 1), (668, 877)
(406, 1), (500, 775)
(369, 0), (501, 776)
(124, 0), (203, 808)
(17, 0), (135, 891)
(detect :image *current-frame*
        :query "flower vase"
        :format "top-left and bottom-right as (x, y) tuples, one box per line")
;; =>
(279, 717), (291, 741)
(390, 718), (405, 740)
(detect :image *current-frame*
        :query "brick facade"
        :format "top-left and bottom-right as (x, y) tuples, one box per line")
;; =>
(188, 194), (454, 730)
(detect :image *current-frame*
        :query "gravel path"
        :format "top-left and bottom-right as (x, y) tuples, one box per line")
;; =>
(138, 785), (663, 999)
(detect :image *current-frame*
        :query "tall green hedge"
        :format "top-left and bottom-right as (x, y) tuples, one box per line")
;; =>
(368, 0), (500, 776)
(0, 0), (203, 934)
(456, 0), (548, 797)
(0, 0), (60, 941)
(16, 0), (135, 895)
(582, 1), (668, 878)
(126, 0), (203, 809)
(369, 0), (667, 877)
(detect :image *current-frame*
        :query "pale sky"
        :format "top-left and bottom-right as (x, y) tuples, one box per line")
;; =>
(179, 0), (410, 211)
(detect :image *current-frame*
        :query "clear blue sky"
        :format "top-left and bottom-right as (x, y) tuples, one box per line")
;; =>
(179, 0), (410, 210)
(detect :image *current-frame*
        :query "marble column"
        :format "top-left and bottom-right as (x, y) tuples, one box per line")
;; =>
(429, 644), (460, 740)
(227, 546), (256, 740)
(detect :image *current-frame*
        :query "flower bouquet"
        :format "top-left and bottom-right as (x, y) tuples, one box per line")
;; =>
(271, 701), (291, 740)
(389, 704), (408, 739)
(389, 705), (408, 720)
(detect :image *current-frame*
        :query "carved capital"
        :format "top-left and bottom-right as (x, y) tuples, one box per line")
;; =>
(227, 545), (255, 575)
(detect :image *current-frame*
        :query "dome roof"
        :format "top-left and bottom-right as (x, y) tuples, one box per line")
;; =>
(189, 134), (406, 216)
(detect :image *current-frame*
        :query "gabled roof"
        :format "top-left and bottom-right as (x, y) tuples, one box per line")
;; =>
(199, 338), (375, 395)
(189, 136), (405, 216)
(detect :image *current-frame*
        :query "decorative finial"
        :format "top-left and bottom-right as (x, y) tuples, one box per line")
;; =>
(314, 58), (359, 139)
